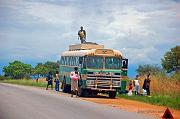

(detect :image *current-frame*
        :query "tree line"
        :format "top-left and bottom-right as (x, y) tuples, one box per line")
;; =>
(3, 61), (59, 79)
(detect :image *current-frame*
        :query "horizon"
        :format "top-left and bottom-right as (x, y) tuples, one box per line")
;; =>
(0, 0), (179, 78)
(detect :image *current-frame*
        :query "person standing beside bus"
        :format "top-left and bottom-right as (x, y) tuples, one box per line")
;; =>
(133, 75), (140, 95)
(146, 73), (151, 96)
(54, 71), (60, 92)
(46, 71), (53, 90)
(70, 67), (80, 97)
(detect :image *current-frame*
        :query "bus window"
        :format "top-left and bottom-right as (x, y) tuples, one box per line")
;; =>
(79, 57), (83, 64)
(86, 56), (103, 69)
(61, 56), (64, 65)
(105, 57), (121, 69)
(65, 56), (68, 65)
(72, 57), (74, 66)
(69, 57), (72, 66)
(67, 56), (70, 65)
(75, 57), (78, 66)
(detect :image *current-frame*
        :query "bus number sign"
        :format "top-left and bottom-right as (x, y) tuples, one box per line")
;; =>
(102, 50), (107, 54)
(95, 49), (113, 55)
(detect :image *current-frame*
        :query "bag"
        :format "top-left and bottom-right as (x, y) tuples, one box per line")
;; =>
(127, 90), (132, 96)
(72, 75), (78, 81)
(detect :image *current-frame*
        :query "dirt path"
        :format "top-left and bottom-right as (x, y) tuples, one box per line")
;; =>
(81, 97), (180, 119)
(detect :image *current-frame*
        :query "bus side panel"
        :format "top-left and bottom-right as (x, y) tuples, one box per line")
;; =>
(59, 65), (72, 85)
(121, 70), (128, 76)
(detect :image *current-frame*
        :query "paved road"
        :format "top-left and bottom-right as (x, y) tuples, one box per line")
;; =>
(0, 83), (153, 119)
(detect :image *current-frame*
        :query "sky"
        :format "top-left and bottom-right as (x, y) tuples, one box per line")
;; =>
(0, 0), (179, 77)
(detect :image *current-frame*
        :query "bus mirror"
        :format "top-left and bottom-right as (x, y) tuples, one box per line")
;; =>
(122, 59), (128, 68)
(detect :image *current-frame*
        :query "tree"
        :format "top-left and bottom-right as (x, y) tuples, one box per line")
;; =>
(3, 61), (33, 79)
(44, 61), (59, 75)
(136, 64), (162, 76)
(33, 63), (49, 78)
(33, 61), (59, 78)
(161, 46), (180, 73)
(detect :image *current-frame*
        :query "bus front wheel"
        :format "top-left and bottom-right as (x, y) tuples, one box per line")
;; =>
(109, 91), (116, 98)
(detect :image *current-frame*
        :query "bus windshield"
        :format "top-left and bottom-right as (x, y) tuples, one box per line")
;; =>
(105, 57), (121, 69)
(86, 56), (103, 69)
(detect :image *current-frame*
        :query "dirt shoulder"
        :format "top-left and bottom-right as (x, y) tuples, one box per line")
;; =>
(81, 97), (180, 119)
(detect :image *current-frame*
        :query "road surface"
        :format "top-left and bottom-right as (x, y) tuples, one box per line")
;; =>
(0, 83), (153, 119)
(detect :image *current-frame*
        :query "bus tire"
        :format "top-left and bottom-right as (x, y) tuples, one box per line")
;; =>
(92, 91), (98, 97)
(109, 91), (116, 98)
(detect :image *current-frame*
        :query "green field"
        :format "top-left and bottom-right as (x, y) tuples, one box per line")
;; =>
(1, 79), (47, 88)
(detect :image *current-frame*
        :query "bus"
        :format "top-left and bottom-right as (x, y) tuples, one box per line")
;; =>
(59, 43), (128, 98)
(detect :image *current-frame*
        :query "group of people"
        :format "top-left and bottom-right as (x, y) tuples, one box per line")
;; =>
(128, 73), (151, 96)
(46, 67), (80, 98)
(46, 71), (60, 91)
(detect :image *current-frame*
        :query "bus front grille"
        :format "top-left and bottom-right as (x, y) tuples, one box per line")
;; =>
(86, 75), (121, 89)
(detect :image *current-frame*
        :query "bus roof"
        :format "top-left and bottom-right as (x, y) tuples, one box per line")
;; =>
(61, 49), (123, 57)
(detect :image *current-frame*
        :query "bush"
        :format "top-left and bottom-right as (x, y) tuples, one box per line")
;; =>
(171, 73), (180, 81)
(136, 64), (163, 76)
(0, 75), (10, 81)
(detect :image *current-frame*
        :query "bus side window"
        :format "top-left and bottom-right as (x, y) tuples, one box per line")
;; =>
(67, 57), (70, 66)
(72, 57), (75, 66)
(75, 57), (77, 66)
(65, 56), (68, 65)
(61, 56), (64, 65)
(79, 57), (83, 64)
(69, 57), (72, 66)
(64, 57), (66, 65)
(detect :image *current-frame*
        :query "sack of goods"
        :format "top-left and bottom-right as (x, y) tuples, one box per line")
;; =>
(71, 74), (79, 81)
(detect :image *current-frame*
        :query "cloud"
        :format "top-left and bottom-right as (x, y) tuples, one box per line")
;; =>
(0, 0), (179, 69)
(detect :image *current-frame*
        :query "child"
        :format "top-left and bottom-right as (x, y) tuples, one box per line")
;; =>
(127, 82), (133, 96)
(55, 71), (60, 92)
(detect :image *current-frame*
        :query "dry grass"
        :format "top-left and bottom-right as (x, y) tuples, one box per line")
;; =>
(138, 75), (180, 97)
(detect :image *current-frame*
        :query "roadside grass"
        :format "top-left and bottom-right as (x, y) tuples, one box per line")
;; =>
(1, 79), (47, 88)
(120, 74), (180, 110)
(118, 94), (180, 110)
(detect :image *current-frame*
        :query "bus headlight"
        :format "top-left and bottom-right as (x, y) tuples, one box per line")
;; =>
(86, 80), (95, 85)
(113, 81), (121, 86)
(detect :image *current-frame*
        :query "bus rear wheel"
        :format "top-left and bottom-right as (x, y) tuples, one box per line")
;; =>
(109, 91), (116, 98)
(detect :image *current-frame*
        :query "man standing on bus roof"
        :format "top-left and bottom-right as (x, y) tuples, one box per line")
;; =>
(70, 67), (80, 97)
(78, 26), (86, 44)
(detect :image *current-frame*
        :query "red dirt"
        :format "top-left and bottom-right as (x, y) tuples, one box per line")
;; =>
(81, 97), (180, 119)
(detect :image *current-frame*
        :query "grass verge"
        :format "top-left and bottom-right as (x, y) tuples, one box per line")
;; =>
(0, 79), (47, 88)
(118, 94), (180, 110)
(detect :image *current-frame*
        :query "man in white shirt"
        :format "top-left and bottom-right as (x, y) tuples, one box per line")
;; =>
(133, 75), (140, 95)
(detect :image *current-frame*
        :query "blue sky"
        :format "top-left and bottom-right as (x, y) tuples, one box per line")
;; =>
(0, 0), (179, 77)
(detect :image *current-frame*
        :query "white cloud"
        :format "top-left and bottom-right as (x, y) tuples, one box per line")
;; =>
(0, 0), (179, 67)
(21, 1), (76, 25)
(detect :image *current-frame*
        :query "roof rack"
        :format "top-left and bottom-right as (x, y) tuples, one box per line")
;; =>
(69, 42), (104, 51)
